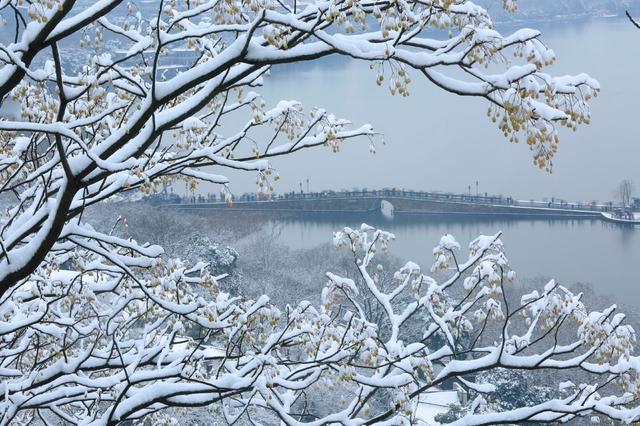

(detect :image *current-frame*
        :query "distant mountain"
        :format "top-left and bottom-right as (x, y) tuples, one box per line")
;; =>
(476, 0), (640, 21)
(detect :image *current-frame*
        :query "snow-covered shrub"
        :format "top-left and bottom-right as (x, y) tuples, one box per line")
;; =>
(436, 368), (554, 424)
(182, 235), (238, 276)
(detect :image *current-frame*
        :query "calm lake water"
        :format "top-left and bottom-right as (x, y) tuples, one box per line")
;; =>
(216, 17), (640, 304)
(179, 17), (640, 305)
(218, 17), (640, 204)
(265, 216), (640, 302)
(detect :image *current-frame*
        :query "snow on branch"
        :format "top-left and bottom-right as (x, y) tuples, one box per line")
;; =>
(0, 0), (616, 424)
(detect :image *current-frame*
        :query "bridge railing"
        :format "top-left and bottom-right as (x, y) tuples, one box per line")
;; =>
(159, 189), (618, 212)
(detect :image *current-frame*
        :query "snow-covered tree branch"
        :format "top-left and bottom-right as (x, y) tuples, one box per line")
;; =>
(328, 226), (640, 425)
(627, 10), (640, 29)
(0, 0), (598, 295)
(0, 0), (619, 424)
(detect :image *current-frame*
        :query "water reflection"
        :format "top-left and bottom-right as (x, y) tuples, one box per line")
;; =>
(266, 215), (640, 300)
